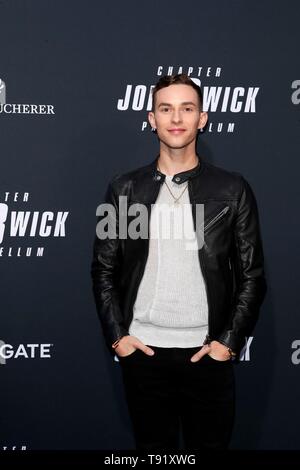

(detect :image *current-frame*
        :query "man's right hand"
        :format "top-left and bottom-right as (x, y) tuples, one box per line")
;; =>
(115, 335), (155, 358)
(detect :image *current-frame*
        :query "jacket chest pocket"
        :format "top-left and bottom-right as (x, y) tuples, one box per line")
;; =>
(204, 205), (230, 234)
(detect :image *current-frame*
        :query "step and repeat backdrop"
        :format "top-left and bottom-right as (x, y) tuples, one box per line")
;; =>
(0, 0), (299, 451)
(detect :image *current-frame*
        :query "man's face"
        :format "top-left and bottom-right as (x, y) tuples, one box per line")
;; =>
(148, 84), (208, 150)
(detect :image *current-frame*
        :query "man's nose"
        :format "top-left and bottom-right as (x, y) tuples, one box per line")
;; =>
(171, 110), (182, 123)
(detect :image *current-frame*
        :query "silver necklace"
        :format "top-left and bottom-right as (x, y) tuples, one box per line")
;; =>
(157, 164), (188, 204)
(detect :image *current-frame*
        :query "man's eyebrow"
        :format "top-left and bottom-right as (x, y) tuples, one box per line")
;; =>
(157, 102), (171, 108)
(181, 101), (197, 106)
(157, 101), (197, 107)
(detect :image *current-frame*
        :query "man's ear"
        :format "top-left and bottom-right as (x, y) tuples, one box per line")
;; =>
(198, 111), (208, 129)
(148, 111), (156, 129)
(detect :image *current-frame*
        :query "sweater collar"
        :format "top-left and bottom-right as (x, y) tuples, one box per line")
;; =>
(150, 154), (203, 184)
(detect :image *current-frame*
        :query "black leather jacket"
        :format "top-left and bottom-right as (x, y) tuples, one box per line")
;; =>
(91, 155), (267, 358)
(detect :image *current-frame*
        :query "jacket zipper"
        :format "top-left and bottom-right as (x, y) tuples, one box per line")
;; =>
(204, 205), (230, 232)
(198, 248), (212, 344)
(201, 205), (230, 345)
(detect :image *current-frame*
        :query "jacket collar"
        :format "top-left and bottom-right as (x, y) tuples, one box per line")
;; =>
(150, 154), (204, 184)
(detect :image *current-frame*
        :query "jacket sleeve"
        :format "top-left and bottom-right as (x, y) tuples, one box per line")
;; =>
(90, 176), (129, 355)
(217, 175), (267, 355)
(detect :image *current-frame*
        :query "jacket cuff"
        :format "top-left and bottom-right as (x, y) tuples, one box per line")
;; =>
(217, 330), (243, 355)
(108, 326), (129, 349)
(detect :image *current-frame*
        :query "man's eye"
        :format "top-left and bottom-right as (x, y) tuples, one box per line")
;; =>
(162, 107), (170, 112)
(185, 107), (193, 111)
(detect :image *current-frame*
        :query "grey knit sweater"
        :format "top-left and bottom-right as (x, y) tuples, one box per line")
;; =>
(128, 175), (208, 347)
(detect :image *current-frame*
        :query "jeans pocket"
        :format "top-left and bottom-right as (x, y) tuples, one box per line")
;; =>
(118, 349), (140, 360)
(206, 353), (231, 363)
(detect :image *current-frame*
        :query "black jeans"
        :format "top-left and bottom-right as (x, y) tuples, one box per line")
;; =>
(118, 345), (235, 451)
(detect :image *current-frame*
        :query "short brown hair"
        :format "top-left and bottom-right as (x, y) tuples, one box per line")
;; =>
(151, 73), (203, 112)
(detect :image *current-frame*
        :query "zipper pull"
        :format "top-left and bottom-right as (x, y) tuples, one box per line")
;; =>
(204, 206), (230, 232)
(203, 334), (211, 345)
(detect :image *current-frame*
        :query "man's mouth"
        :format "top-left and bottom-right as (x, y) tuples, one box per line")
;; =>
(168, 128), (186, 134)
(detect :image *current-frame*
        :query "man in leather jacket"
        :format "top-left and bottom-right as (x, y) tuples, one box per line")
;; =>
(91, 74), (267, 450)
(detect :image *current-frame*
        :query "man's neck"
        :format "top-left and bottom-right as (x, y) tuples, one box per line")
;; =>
(157, 151), (199, 176)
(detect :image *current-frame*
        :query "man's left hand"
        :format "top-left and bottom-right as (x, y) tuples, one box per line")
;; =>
(190, 341), (231, 362)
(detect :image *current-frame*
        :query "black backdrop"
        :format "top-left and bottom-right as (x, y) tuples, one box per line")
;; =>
(0, 0), (299, 451)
